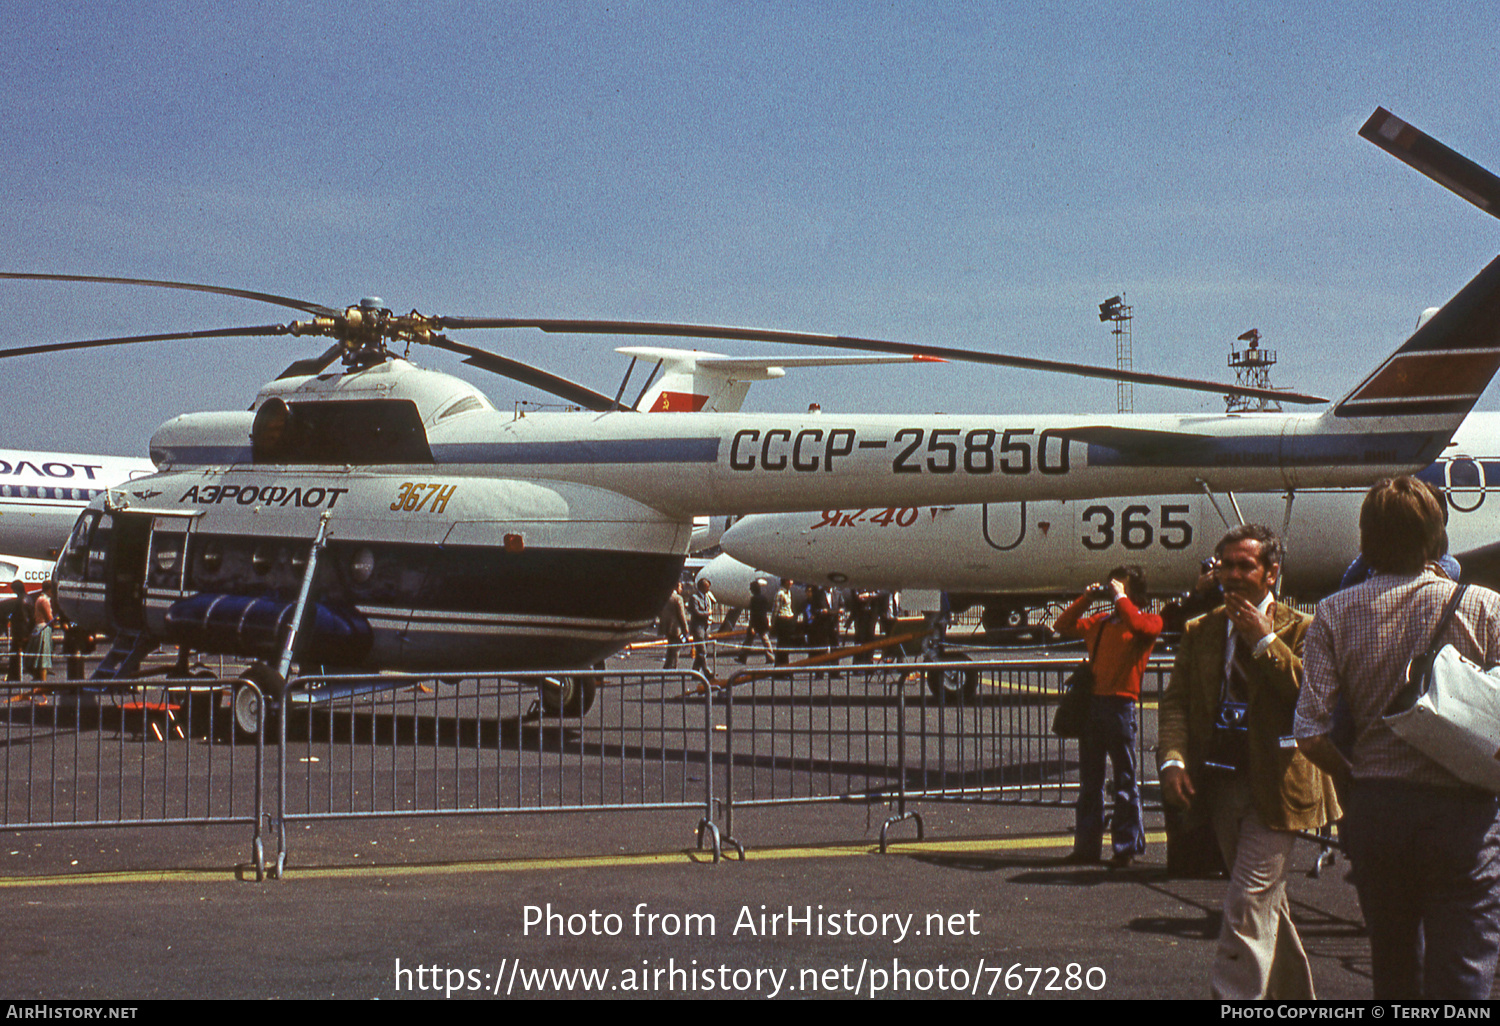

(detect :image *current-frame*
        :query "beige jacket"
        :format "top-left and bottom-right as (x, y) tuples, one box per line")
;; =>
(1159, 603), (1340, 832)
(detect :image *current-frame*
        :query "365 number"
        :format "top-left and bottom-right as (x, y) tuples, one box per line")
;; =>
(1081, 504), (1192, 551)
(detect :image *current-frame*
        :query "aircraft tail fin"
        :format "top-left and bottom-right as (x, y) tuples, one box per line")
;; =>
(1331, 252), (1500, 421)
(619, 347), (938, 413)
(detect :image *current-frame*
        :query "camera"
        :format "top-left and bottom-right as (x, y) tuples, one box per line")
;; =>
(1203, 699), (1249, 774)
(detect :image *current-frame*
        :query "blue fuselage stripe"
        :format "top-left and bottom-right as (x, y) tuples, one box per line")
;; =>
(433, 438), (721, 465)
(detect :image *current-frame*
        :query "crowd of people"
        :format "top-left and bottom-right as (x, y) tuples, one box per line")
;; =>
(3, 578), (67, 692)
(1058, 475), (1500, 1001)
(657, 576), (905, 673)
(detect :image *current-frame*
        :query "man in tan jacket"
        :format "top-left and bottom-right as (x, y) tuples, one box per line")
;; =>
(1159, 524), (1340, 999)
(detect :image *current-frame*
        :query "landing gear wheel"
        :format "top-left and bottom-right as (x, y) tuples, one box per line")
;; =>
(924, 651), (978, 701)
(232, 662), (286, 741)
(539, 664), (602, 717)
(232, 684), (264, 740)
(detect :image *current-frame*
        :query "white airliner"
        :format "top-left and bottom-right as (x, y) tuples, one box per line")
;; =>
(712, 412), (1500, 612)
(0, 448), (155, 563)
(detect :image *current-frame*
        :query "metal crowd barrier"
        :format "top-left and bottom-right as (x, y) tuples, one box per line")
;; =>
(4, 653), (1183, 880)
(0, 678), (267, 878)
(718, 656), (1168, 851)
(273, 668), (722, 876)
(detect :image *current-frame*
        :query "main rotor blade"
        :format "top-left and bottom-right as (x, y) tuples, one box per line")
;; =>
(421, 334), (630, 412)
(276, 344), (345, 380)
(1360, 108), (1500, 220)
(432, 317), (1327, 405)
(0, 324), (294, 360)
(0, 272), (342, 318)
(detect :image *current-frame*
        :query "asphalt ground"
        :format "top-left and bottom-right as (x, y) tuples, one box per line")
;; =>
(0, 639), (1476, 1003)
(2, 796), (1383, 1001)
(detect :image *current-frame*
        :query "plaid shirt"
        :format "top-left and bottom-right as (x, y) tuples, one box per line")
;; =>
(1296, 569), (1500, 786)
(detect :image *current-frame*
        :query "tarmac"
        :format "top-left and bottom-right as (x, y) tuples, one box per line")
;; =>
(0, 639), (1480, 1003)
(1, 798), (1385, 1001)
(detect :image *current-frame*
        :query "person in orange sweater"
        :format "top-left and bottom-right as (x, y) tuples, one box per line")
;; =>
(1054, 565), (1162, 868)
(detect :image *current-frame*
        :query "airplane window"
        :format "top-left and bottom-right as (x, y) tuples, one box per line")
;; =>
(1450, 459), (1482, 489)
(199, 540), (223, 575)
(154, 539), (182, 573)
(148, 531), (187, 589)
(349, 547), (376, 584)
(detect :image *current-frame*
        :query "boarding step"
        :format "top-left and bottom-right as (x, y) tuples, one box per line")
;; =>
(91, 630), (160, 681)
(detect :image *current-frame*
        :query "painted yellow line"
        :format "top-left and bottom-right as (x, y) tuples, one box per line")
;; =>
(0, 831), (1171, 888)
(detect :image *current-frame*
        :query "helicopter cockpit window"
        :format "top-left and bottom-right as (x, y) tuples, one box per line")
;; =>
(251, 398), (434, 465)
(60, 510), (99, 579)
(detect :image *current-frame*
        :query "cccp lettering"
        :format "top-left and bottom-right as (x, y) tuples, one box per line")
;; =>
(824, 429), (854, 471)
(792, 429), (822, 471)
(761, 429), (791, 471)
(729, 430), (759, 470)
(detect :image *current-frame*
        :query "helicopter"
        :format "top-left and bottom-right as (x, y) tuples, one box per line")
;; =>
(3, 107), (1496, 729)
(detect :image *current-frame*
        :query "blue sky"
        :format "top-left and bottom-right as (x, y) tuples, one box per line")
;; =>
(3, 1), (1498, 452)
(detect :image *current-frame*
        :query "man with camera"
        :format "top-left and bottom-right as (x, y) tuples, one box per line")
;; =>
(1054, 565), (1160, 869)
(1158, 524), (1341, 999)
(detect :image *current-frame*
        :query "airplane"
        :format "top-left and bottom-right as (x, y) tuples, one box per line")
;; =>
(710, 411), (1500, 617)
(0, 447), (155, 561)
(0, 552), (59, 595)
(713, 106), (1500, 624)
(0, 107), (1491, 731)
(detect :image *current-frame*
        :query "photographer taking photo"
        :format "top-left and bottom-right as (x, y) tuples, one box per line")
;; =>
(1053, 564), (1161, 869)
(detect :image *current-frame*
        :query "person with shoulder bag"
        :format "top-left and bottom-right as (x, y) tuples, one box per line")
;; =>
(1053, 566), (1161, 868)
(1298, 477), (1500, 1000)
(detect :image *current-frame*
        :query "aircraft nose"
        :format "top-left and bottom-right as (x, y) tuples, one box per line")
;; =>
(719, 515), (778, 565)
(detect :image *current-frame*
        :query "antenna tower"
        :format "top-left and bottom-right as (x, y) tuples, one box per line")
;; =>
(1226, 329), (1281, 412)
(1097, 295), (1133, 413)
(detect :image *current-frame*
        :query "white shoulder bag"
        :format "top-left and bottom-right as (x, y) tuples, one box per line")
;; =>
(1383, 584), (1500, 793)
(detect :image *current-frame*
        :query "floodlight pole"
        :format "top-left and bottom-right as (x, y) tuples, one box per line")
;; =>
(1097, 295), (1133, 414)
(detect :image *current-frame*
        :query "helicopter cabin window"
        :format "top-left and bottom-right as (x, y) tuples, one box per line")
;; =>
(85, 514), (112, 584)
(147, 527), (189, 591)
(252, 398), (434, 465)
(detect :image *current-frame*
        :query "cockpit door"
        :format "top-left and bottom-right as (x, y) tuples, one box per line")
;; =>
(107, 512), (153, 632)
